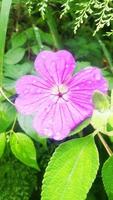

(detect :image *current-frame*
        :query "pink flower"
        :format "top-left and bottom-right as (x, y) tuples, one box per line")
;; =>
(15, 50), (108, 140)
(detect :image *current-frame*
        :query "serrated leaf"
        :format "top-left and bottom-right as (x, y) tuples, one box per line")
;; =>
(10, 132), (39, 170)
(102, 155), (113, 200)
(0, 133), (6, 157)
(41, 135), (99, 200)
(4, 47), (25, 64)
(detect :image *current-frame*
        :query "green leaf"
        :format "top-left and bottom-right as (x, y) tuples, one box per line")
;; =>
(31, 45), (40, 55)
(41, 135), (99, 200)
(109, 136), (113, 143)
(25, 27), (53, 46)
(39, 29), (53, 46)
(3, 77), (16, 90)
(0, 102), (16, 132)
(4, 62), (33, 79)
(0, 133), (6, 158)
(4, 47), (25, 65)
(107, 114), (113, 132)
(92, 91), (110, 112)
(91, 110), (109, 132)
(64, 37), (102, 66)
(86, 191), (96, 200)
(10, 132), (39, 170)
(91, 110), (113, 136)
(17, 113), (46, 145)
(70, 118), (90, 135)
(11, 32), (27, 48)
(102, 155), (113, 200)
(74, 61), (91, 73)
(3, 62), (33, 90)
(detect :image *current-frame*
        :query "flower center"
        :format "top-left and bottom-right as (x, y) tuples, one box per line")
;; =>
(58, 92), (63, 98)
(51, 84), (68, 98)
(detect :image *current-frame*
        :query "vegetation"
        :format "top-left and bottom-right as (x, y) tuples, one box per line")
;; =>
(0, 0), (113, 199)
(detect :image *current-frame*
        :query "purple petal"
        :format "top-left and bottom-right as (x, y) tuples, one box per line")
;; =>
(65, 67), (108, 126)
(33, 97), (91, 140)
(16, 75), (53, 94)
(15, 75), (52, 114)
(34, 50), (75, 84)
(33, 102), (71, 140)
(67, 67), (108, 94)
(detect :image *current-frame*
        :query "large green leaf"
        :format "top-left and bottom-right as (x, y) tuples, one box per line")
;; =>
(102, 155), (113, 200)
(0, 133), (6, 157)
(41, 135), (99, 200)
(10, 132), (39, 170)
(4, 47), (25, 65)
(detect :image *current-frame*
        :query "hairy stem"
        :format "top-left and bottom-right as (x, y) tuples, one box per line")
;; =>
(98, 133), (113, 156)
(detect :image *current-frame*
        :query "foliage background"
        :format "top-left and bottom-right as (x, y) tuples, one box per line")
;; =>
(0, 0), (113, 199)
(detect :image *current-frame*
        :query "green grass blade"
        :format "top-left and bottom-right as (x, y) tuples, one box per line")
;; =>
(46, 7), (63, 49)
(0, 0), (12, 87)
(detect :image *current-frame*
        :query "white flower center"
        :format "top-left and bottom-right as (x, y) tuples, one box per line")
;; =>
(51, 84), (68, 97)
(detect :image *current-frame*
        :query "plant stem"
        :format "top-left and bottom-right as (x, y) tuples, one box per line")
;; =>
(46, 7), (63, 49)
(93, 129), (99, 137)
(32, 25), (44, 50)
(11, 115), (17, 132)
(98, 39), (113, 71)
(0, 87), (14, 106)
(95, 35), (113, 73)
(0, 0), (12, 87)
(98, 133), (113, 156)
